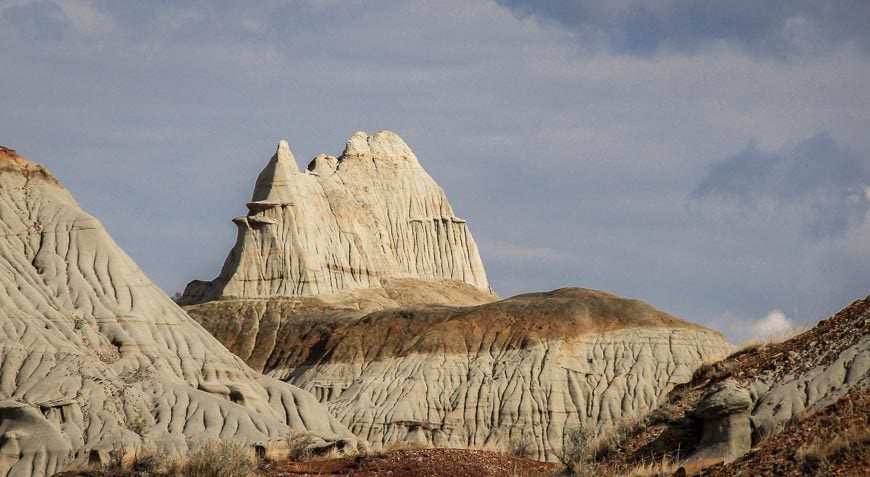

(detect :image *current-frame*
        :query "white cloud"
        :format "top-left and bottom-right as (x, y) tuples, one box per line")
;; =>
(709, 309), (797, 343)
(750, 309), (795, 340)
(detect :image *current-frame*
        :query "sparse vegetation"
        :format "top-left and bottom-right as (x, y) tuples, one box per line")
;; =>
(797, 425), (870, 475)
(129, 445), (184, 475)
(559, 416), (646, 474)
(507, 432), (535, 459)
(184, 438), (259, 477)
(285, 431), (358, 462)
(127, 412), (149, 437)
(621, 454), (679, 477)
(381, 440), (431, 453)
(107, 429), (130, 470)
(559, 422), (597, 467)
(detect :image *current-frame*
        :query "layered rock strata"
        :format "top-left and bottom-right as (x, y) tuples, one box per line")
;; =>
(182, 131), (489, 302)
(0, 148), (358, 477)
(187, 287), (732, 461)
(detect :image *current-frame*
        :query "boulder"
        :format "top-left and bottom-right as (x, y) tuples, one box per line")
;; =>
(689, 379), (753, 462)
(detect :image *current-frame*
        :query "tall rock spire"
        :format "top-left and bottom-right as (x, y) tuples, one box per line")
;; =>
(183, 131), (489, 302)
(252, 140), (299, 204)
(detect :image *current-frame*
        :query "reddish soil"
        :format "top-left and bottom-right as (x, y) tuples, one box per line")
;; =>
(263, 448), (560, 476)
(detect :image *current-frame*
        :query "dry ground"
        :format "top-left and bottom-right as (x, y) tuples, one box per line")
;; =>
(263, 448), (560, 476)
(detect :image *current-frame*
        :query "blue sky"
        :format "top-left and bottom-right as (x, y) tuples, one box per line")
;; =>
(2, 0), (869, 342)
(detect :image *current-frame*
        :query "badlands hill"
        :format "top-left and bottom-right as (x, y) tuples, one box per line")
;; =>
(0, 147), (358, 477)
(183, 132), (732, 462)
(200, 297), (868, 477)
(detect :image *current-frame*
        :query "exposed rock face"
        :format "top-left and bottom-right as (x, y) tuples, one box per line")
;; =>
(180, 132), (731, 461)
(0, 150), (359, 477)
(182, 131), (489, 302)
(689, 380), (753, 462)
(746, 302), (870, 439)
(187, 287), (732, 461)
(586, 296), (870, 473)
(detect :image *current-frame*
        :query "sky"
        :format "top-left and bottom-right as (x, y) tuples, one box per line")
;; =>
(2, 0), (869, 342)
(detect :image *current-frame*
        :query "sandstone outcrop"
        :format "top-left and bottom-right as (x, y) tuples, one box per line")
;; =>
(0, 148), (359, 477)
(187, 287), (732, 461)
(182, 131), (489, 303)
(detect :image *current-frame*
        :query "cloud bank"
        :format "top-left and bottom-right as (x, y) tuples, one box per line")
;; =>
(1, 0), (868, 342)
(692, 132), (870, 238)
(495, 0), (870, 57)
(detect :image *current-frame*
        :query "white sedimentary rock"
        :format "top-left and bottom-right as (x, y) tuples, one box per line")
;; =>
(183, 131), (489, 302)
(0, 148), (358, 477)
(187, 287), (733, 462)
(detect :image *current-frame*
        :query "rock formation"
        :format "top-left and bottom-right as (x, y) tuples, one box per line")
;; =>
(0, 147), (359, 477)
(696, 297), (870, 463)
(689, 379), (753, 462)
(180, 134), (731, 461)
(187, 287), (732, 461)
(586, 296), (870, 473)
(182, 131), (489, 302)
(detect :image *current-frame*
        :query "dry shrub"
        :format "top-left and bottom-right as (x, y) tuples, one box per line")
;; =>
(559, 422), (597, 467)
(286, 432), (321, 461)
(560, 416), (646, 474)
(128, 412), (149, 437)
(507, 433), (535, 459)
(286, 432), (358, 462)
(586, 416), (646, 460)
(622, 454), (680, 477)
(183, 438), (258, 477)
(797, 426), (870, 474)
(382, 440), (431, 452)
(106, 430), (130, 470)
(568, 460), (605, 477)
(692, 358), (738, 383)
(130, 445), (185, 476)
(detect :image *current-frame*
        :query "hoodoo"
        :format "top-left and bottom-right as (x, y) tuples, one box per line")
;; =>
(182, 131), (489, 302)
(0, 148), (358, 477)
(183, 133), (733, 461)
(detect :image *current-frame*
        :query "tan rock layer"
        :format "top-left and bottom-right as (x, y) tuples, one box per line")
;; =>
(183, 131), (489, 302)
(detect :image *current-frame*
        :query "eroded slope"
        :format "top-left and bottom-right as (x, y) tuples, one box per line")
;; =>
(0, 148), (358, 477)
(591, 296), (870, 473)
(187, 287), (731, 461)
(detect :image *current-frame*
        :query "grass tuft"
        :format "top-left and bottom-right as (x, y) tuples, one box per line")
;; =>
(183, 438), (258, 477)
